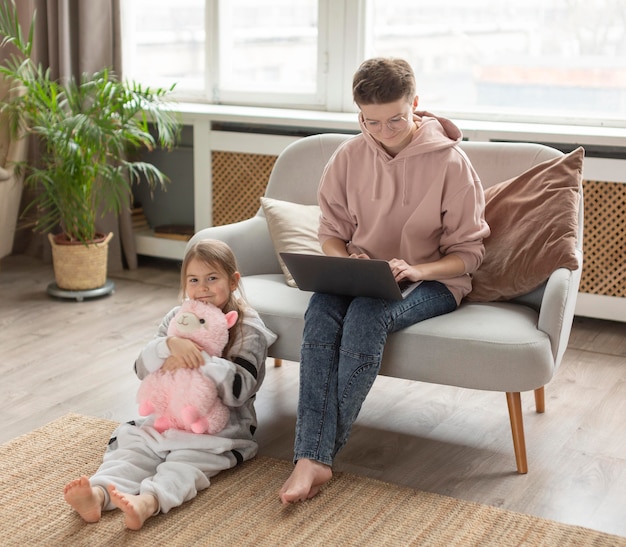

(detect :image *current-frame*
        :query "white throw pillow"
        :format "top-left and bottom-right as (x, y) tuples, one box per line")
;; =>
(260, 197), (323, 287)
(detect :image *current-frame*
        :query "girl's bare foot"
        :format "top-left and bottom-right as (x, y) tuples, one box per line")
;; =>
(279, 458), (332, 504)
(63, 476), (104, 523)
(107, 484), (158, 530)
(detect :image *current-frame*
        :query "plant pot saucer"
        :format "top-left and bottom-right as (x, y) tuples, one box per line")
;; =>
(46, 279), (115, 302)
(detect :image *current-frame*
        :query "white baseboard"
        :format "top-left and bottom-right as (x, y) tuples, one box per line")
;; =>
(576, 292), (626, 323)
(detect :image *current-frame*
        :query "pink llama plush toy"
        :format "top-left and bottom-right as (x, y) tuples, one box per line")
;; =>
(137, 300), (238, 434)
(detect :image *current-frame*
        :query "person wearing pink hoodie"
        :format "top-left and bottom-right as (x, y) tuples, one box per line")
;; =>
(279, 58), (490, 504)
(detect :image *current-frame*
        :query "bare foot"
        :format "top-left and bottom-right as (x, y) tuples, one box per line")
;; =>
(107, 484), (158, 531)
(279, 458), (332, 504)
(63, 476), (104, 523)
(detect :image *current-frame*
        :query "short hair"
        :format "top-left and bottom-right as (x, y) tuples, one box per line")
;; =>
(352, 57), (416, 106)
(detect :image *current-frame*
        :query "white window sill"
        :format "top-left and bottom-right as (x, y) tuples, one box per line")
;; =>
(174, 102), (626, 148)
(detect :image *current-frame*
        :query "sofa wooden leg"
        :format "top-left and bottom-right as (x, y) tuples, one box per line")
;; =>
(506, 392), (528, 474)
(274, 358), (283, 367)
(534, 386), (545, 413)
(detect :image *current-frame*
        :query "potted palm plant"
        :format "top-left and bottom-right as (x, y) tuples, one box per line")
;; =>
(0, 1), (180, 294)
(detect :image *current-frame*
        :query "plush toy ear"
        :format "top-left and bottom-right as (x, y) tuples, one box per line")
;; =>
(224, 310), (238, 329)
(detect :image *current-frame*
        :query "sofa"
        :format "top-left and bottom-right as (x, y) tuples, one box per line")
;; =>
(188, 133), (584, 473)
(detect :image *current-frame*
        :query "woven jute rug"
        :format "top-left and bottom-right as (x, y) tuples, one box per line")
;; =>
(1, 414), (623, 547)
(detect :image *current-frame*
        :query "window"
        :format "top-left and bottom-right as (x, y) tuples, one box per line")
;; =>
(217, 0), (320, 103)
(122, 0), (206, 94)
(121, 0), (626, 126)
(367, 0), (626, 125)
(122, 0), (324, 106)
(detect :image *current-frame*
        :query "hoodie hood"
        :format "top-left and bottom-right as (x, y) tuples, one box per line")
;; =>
(359, 111), (463, 202)
(359, 110), (462, 157)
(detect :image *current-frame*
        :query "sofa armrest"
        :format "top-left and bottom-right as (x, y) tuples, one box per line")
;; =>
(537, 249), (583, 367)
(186, 215), (281, 277)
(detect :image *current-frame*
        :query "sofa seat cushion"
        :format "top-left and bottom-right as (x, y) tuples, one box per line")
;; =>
(380, 303), (553, 392)
(242, 274), (313, 359)
(243, 275), (554, 393)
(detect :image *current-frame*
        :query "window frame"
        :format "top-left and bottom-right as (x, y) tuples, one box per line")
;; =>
(121, 0), (626, 128)
(206, 0), (343, 108)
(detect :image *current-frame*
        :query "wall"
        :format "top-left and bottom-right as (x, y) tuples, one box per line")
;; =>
(133, 104), (626, 322)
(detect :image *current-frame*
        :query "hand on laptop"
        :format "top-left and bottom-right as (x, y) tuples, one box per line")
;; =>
(389, 258), (419, 283)
(346, 243), (370, 259)
(348, 252), (370, 259)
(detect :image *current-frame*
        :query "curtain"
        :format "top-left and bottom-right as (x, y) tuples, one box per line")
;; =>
(12, 0), (137, 270)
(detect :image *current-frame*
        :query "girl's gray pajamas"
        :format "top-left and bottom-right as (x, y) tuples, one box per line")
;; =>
(89, 307), (276, 514)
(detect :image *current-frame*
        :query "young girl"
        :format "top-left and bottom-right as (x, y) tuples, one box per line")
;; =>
(279, 58), (490, 504)
(64, 239), (276, 530)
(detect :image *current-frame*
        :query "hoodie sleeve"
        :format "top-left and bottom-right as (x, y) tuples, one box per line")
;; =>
(198, 315), (275, 407)
(439, 150), (490, 274)
(317, 142), (358, 247)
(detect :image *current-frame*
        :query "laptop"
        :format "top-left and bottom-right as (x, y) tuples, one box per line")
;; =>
(279, 252), (421, 301)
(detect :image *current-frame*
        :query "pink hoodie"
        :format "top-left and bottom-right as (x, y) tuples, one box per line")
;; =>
(317, 111), (490, 304)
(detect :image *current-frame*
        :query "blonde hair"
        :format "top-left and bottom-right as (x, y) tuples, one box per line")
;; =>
(181, 239), (246, 357)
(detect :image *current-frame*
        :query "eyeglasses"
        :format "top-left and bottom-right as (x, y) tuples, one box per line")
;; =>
(361, 114), (410, 134)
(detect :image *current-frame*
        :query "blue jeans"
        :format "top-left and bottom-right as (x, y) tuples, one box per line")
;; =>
(294, 281), (457, 466)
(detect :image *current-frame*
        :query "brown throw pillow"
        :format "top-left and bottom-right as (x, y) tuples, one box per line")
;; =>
(466, 146), (583, 302)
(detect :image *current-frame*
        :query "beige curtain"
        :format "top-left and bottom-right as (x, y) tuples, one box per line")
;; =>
(12, 0), (137, 270)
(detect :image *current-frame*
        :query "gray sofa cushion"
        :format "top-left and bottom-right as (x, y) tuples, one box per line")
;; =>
(243, 274), (554, 393)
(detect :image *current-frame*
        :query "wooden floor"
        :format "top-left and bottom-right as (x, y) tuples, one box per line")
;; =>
(1, 253), (625, 538)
